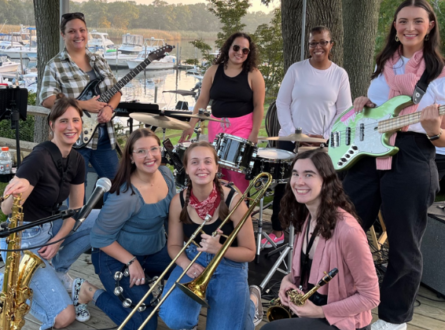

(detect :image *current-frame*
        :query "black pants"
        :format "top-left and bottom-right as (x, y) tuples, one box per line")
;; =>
(271, 141), (296, 231)
(435, 153), (445, 183)
(343, 132), (438, 323)
(261, 318), (371, 330)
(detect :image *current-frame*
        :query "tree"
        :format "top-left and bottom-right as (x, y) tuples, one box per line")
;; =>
(33, 0), (60, 143)
(342, 0), (382, 99)
(281, 0), (344, 72)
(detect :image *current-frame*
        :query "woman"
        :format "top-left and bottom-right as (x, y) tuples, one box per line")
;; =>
(40, 12), (121, 185)
(343, 1), (445, 329)
(73, 128), (175, 330)
(179, 32), (265, 193)
(267, 26), (351, 248)
(262, 150), (379, 330)
(158, 141), (261, 330)
(0, 95), (94, 328)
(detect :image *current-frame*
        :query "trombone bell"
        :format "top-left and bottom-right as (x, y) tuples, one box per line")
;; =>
(177, 282), (209, 307)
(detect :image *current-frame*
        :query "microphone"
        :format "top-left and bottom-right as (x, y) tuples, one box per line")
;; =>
(73, 178), (112, 232)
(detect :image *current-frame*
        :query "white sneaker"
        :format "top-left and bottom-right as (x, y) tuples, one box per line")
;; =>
(56, 272), (74, 293)
(249, 285), (263, 326)
(372, 320), (407, 330)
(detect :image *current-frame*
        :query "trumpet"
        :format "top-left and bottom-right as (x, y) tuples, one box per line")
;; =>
(118, 172), (273, 330)
(267, 268), (339, 322)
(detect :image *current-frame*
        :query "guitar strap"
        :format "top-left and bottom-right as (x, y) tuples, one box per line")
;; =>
(39, 141), (78, 214)
(412, 69), (430, 104)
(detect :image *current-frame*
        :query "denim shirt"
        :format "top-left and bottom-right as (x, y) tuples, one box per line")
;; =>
(90, 166), (175, 256)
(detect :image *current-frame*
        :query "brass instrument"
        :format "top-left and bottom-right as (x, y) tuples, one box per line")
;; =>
(118, 172), (273, 330)
(267, 268), (339, 322)
(0, 195), (45, 330)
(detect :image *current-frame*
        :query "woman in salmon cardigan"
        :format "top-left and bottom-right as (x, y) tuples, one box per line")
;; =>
(261, 150), (379, 330)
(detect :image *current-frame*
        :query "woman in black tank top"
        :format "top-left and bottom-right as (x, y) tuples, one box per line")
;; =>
(178, 32), (266, 194)
(159, 141), (263, 330)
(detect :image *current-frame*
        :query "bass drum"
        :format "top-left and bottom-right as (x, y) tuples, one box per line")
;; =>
(251, 148), (295, 184)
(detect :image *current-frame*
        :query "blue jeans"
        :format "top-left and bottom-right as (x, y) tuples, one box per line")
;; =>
(91, 245), (172, 330)
(77, 126), (119, 184)
(0, 211), (97, 330)
(159, 245), (254, 330)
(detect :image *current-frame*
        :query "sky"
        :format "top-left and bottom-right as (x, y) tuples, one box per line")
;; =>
(101, 0), (279, 13)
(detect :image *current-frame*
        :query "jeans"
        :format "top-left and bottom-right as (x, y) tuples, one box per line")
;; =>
(159, 245), (254, 330)
(342, 132), (438, 323)
(91, 245), (172, 330)
(0, 211), (97, 330)
(77, 126), (119, 185)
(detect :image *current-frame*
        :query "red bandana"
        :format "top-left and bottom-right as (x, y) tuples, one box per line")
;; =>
(189, 184), (221, 220)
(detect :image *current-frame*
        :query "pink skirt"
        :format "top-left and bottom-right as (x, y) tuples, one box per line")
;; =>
(208, 113), (254, 193)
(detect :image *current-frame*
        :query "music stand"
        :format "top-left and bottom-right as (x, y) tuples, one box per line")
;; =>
(0, 86), (28, 168)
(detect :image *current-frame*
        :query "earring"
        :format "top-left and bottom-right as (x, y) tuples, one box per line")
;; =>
(425, 34), (430, 41)
(395, 35), (399, 42)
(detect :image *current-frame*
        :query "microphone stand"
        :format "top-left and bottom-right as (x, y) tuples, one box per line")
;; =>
(0, 208), (80, 238)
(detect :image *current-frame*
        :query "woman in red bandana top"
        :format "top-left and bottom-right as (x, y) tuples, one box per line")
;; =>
(343, 1), (445, 330)
(159, 141), (263, 330)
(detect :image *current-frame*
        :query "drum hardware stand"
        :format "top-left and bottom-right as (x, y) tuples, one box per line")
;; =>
(254, 193), (275, 264)
(194, 127), (202, 141)
(259, 223), (295, 291)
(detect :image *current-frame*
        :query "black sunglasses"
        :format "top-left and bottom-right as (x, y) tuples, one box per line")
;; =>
(232, 45), (250, 55)
(61, 12), (85, 21)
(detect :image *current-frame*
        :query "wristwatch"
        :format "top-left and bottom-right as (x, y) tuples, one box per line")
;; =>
(427, 129), (443, 141)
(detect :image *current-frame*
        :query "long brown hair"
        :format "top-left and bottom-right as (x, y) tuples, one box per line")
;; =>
(213, 32), (258, 72)
(179, 141), (229, 224)
(279, 150), (358, 240)
(47, 93), (83, 127)
(372, 0), (444, 83)
(110, 128), (161, 195)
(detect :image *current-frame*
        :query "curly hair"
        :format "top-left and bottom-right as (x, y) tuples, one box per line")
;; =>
(213, 32), (258, 72)
(279, 150), (359, 240)
(372, 0), (444, 83)
(179, 141), (229, 224)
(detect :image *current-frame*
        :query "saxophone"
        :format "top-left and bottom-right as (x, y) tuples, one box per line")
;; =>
(0, 195), (45, 330)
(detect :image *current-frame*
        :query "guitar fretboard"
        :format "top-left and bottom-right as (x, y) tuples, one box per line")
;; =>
(378, 105), (445, 133)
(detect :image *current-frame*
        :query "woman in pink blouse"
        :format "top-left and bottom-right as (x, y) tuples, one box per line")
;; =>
(262, 150), (379, 330)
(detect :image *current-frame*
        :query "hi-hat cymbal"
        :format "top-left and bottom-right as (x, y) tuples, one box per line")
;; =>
(130, 113), (191, 130)
(173, 113), (224, 122)
(260, 133), (327, 144)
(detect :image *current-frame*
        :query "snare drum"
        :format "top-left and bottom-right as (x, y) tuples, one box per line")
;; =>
(251, 148), (295, 184)
(212, 133), (257, 174)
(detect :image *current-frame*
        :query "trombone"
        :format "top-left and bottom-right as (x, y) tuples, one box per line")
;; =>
(118, 172), (273, 330)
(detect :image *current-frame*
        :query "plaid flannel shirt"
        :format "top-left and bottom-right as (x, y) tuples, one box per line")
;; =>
(40, 48), (119, 150)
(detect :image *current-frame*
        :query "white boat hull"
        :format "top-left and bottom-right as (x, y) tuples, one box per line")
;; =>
(127, 59), (175, 70)
(0, 63), (19, 73)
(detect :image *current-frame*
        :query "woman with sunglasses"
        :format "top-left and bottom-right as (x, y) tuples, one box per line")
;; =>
(266, 26), (351, 248)
(179, 32), (265, 193)
(1, 94), (96, 328)
(71, 128), (174, 330)
(40, 12), (121, 189)
(343, 1), (445, 329)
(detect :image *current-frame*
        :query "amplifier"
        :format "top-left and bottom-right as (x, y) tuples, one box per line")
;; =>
(421, 213), (445, 296)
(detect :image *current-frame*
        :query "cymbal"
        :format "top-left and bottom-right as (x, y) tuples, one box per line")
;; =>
(130, 113), (191, 130)
(297, 146), (329, 153)
(173, 113), (224, 122)
(260, 133), (327, 144)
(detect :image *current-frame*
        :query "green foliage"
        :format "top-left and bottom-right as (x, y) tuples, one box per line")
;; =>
(189, 38), (214, 70)
(0, 93), (36, 142)
(253, 8), (284, 101)
(185, 58), (199, 65)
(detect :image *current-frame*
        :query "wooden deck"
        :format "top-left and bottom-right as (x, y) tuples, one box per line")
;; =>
(2, 211), (445, 330)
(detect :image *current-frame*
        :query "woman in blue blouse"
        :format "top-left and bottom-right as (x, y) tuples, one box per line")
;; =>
(72, 128), (174, 330)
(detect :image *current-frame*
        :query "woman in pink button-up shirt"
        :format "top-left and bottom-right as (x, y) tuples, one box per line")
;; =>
(262, 150), (379, 330)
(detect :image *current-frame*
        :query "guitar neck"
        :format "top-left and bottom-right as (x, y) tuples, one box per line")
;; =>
(378, 105), (445, 133)
(98, 57), (152, 103)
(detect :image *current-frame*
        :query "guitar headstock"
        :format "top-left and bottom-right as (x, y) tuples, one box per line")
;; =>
(148, 45), (175, 61)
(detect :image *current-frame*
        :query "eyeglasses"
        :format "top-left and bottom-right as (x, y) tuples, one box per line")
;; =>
(132, 147), (161, 158)
(308, 41), (332, 48)
(61, 12), (85, 21)
(232, 45), (250, 55)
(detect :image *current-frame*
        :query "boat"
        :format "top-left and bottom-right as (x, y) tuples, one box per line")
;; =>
(88, 30), (115, 50)
(126, 37), (176, 70)
(103, 33), (143, 68)
(2, 41), (37, 59)
(0, 33), (24, 56)
(0, 58), (19, 73)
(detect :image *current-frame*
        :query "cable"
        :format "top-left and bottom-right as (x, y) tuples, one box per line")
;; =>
(0, 232), (71, 252)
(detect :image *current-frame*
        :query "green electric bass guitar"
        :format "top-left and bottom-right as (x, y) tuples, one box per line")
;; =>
(328, 95), (436, 171)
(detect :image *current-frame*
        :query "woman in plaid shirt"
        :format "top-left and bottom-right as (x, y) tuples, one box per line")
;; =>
(40, 12), (121, 186)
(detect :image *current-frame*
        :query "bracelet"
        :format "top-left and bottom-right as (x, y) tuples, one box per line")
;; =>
(426, 129), (442, 141)
(105, 104), (115, 112)
(126, 256), (136, 267)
